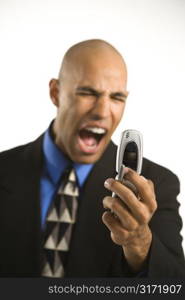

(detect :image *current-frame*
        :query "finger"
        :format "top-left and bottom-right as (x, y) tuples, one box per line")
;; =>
(104, 179), (153, 224)
(102, 211), (129, 245)
(148, 179), (155, 190)
(103, 196), (138, 231)
(125, 169), (157, 211)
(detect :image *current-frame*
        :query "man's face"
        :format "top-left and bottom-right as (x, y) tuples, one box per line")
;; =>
(51, 51), (128, 164)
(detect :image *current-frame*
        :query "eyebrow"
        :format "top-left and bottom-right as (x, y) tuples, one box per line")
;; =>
(76, 86), (128, 99)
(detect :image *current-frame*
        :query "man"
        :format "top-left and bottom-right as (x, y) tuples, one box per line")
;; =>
(0, 39), (185, 277)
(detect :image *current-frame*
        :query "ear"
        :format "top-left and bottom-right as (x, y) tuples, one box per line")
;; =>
(49, 79), (59, 107)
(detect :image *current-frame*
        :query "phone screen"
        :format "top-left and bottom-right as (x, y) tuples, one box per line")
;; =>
(122, 141), (138, 171)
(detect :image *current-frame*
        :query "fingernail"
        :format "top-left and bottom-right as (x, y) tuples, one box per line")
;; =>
(104, 178), (114, 189)
(124, 167), (131, 179)
(124, 167), (129, 174)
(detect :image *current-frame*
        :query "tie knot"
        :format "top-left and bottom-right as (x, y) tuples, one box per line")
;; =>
(58, 167), (79, 197)
(63, 167), (76, 182)
(68, 168), (77, 183)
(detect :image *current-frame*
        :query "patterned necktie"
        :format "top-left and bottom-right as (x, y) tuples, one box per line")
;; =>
(42, 167), (79, 277)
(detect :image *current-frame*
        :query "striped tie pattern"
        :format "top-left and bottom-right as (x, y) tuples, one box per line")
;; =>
(42, 168), (79, 277)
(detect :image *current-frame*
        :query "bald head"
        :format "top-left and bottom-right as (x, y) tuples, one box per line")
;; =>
(58, 39), (127, 84)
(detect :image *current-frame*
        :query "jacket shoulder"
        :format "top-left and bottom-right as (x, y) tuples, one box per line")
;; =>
(0, 134), (44, 172)
(0, 143), (31, 168)
(142, 157), (179, 186)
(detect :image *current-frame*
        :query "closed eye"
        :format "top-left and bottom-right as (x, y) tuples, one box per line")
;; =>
(111, 94), (127, 102)
(77, 91), (96, 96)
(76, 87), (99, 97)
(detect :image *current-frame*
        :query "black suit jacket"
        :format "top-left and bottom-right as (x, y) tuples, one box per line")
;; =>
(0, 134), (185, 277)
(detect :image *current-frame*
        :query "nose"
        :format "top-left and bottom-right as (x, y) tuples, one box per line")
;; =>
(90, 96), (111, 120)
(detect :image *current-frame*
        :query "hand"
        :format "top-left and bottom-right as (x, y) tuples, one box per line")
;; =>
(102, 168), (157, 272)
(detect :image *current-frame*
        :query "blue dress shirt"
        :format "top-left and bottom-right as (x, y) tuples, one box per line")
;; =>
(40, 127), (93, 228)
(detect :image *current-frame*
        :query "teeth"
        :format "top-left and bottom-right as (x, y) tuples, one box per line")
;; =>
(85, 127), (106, 135)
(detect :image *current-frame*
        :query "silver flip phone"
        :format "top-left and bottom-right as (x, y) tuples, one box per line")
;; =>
(116, 129), (143, 180)
(113, 129), (143, 196)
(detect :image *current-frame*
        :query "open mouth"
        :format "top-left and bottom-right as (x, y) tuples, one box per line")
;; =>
(78, 126), (107, 154)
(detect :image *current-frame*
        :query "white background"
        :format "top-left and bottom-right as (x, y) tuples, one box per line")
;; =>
(0, 0), (185, 251)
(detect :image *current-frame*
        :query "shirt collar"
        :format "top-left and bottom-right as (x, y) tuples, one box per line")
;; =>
(43, 125), (93, 186)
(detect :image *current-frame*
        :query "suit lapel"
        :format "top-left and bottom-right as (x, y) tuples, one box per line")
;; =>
(66, 142), (117, 277)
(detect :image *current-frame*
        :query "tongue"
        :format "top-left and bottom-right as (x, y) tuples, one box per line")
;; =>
(83, 136), (97, 146)
(80, 131), (98, 147)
